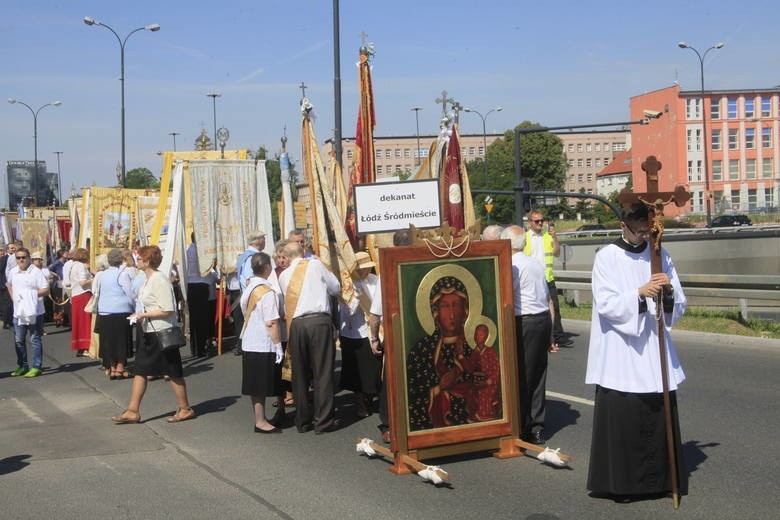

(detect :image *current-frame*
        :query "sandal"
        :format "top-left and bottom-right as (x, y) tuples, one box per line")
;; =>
(549, 343), (560, 353)
(112, 410), (141, 424)
(167, 407), (197, 423)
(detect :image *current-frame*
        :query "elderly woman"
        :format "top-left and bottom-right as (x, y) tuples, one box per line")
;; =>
(95, 249), (134, 380)
(69, 248), (93, 356)
(111, 245), (195, 424)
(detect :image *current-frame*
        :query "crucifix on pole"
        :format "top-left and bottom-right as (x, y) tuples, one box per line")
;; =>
(435, 90), (455, 119)
(299, 81), (308, 100)
(616, 155), (690, 510)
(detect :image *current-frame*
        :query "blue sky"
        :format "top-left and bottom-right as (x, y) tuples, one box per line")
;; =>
(2, 0), (779, 205)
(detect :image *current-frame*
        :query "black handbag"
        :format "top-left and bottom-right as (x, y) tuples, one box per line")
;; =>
(155, 325), (187, 352)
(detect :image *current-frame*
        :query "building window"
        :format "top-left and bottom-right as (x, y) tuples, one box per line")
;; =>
(567, 159), (574, 168)
(688, 160), (703, 182)
(728, 129), (739, 150)
(745, 98), (755, 119)
(727, 98), (738, 118)
(696, 160), (703, 181)
(595, 158), (601, 167)
(586, 173), (593, 182)
(469, 146), (475, 156)
(586, 158), (592, 167)
(687, 161), (693, 181)
(376, 165), (382, 175)
(729, 159), (740, 180)
(375, 149), (382, 159)
(603, 143), (610, 152)
(394, 148), (401, 157)
(346, 150), (353, 159)
(577, 159), (583, 167)
(748, 189), (757, 209)
(385, 149), (391, 158)
(419, 148), (429, 158)
(478, 146), (484, 156)
(712, 129), (722, 150)
(710, 98), (720, 119)
(745, 128), (755, 149)
(604, 157), (610, 166)
(712, 160), (722, 181)
(686, 98), (702, 119)
(586, 143), (592, 152)
(762, 127), (772, 148)
(404, 149), (410, 158)
(761, 97), (771, 118)
(595, 143), (601, 152)
(567, 144), (574, 152)
(613, 142), (626, 152)
(762, 157), (773, 178)
(577, 144), (583, 152)
(746, 158), (756, 179)
(766, 188), (775, 207)
(587, 188), (593, 194)
(577, 174), (584, 182)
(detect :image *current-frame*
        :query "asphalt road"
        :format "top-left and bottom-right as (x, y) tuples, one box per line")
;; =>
(1, 320), (778, 520)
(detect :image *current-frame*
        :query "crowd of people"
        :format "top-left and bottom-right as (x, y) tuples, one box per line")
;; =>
(4, 205), (687, 503)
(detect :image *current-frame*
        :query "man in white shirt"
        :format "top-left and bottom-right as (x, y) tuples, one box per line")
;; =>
(7, 247), (50, 377)
(278, 240), (340, 434)
(502, 225), (553, 445)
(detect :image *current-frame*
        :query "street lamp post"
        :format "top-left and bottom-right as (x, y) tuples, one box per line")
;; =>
(54, 151), (63, 205)
(207, 93), (221, 151)
(464, 106), (503, 184)
(8, 98), (62, 206)
(678, 41), (725, 227)
(411, 106), (423, 166)
(84, 16), (160, 188)
(168, 132), (179, 152)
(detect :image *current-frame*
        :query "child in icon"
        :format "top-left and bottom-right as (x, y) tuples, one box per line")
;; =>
(467, 323), (501, 421)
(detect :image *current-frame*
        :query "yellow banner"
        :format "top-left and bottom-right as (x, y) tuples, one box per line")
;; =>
(89, 187), (151, 260)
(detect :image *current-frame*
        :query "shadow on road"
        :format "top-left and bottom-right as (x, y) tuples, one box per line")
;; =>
(544, 399), (581, 438)
(0, 454), (31, 476)
(683, 439), (718, 474)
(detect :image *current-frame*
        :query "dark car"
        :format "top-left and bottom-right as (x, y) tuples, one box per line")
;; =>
(576, 224), (606, 232)
(711, 214), (752, 227)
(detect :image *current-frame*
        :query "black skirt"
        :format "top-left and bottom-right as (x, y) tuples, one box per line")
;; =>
(97, 313), (132, 364)
(134, 331), (184, 378)
(339, 336), (382, 394)
(587, 385), (687, 496)
(241, 351), (282, 397)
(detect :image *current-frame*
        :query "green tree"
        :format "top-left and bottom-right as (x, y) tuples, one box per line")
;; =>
(466, 121), (567, 225)
(125, 167), (160, 189)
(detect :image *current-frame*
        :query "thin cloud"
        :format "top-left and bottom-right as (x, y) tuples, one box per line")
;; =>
(276, 40), (328, 65)
(237, 67), (266, 83)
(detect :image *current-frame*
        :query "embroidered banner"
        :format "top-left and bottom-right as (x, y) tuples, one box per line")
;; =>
(88, 187), (150, 260)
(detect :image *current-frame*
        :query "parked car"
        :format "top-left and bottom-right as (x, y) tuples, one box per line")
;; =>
(711, 214), (752, 227)
(576, 224), (606, 232)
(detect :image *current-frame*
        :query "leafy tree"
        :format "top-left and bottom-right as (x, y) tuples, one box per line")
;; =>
(466, 121), (567, 225)
(125, 167), (160, 189)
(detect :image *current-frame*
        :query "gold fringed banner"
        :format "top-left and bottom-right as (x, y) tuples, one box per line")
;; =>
(88, 187), (150, 260)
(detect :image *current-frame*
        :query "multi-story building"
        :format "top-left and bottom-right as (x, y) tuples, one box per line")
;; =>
(630, 85), (780, 216)
(557, 130), (630, 195)
(596, 149), (632, 198)
(340, 130), (630, 198)
(340, 133), (502, 181)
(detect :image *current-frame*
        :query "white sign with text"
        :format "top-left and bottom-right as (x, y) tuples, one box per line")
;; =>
(354, 179), (441, 234)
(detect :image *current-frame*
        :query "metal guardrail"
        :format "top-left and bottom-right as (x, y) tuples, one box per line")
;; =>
(555, 271), (780, 302)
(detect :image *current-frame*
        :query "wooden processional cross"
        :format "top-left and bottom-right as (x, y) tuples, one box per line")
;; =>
(616, 156), (690, 509)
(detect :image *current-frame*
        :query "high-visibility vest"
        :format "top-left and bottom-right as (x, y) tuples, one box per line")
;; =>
(523, 230), (555, 282)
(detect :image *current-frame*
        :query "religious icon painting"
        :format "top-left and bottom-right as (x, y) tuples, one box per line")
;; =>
(380, 239), (520, 459)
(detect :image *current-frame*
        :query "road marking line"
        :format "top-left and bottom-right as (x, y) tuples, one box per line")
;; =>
(12, 397), (44, 423)
(547, 391), (594, 407)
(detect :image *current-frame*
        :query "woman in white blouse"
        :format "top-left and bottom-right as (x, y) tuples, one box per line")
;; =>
(69, 248), (93, 356)
(111, 245), (195, 425)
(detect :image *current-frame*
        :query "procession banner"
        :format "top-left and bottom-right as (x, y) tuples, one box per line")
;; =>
(17, 218), (48, 255)
(88, 187), (149, 260)
(137, 195), (171, 246)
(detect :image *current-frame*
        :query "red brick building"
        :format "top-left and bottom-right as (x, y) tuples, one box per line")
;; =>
(630, 85), (779, 217)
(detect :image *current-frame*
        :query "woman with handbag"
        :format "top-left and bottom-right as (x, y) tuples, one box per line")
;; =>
(96, 249), (134, 380)
(111, 245), (195, 425)
(69, 248), (93, 356)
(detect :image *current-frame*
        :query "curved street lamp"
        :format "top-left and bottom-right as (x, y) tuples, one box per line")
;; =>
(8, 98), (62, 206)
(464, 106), (503, 183)
(678, 41), (725, 227)
(84, 16), (160, 187)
